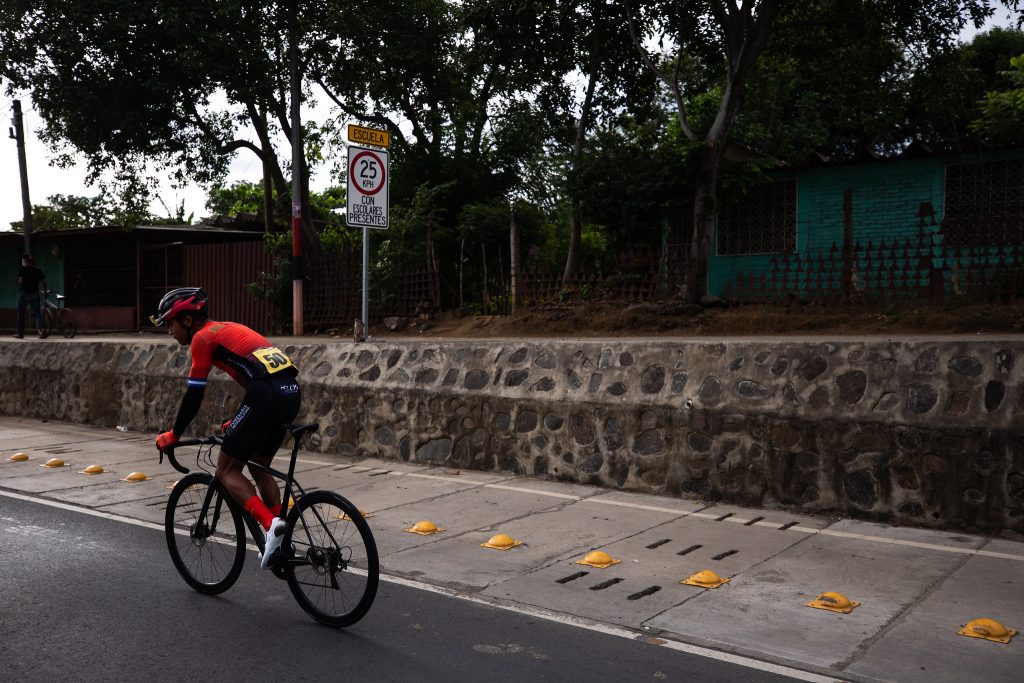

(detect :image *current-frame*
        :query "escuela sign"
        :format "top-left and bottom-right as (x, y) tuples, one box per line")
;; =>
(347, 124), (390, 148)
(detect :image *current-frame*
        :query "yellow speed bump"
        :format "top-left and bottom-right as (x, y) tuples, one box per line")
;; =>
(8, 452), (29, 462)
(405, 520), (444, 535)
(807, 591), (860, 614)
(681, 569), (730, 589)
(576, 550), (620, 568)
(959, 618), (1017, 643)
(481, 533), (522, 550)
(122, 471), (151, 482)
(338, 510), (373, 521)
(41, 457), (67, 468)
(81, 465), (105, 475)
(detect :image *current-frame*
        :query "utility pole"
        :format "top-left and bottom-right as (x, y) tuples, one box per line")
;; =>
(289, 6), (304, 335)
(9, 100), (33, 255)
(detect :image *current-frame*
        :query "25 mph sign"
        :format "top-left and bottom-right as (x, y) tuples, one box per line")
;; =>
(346, 145), (389, 229)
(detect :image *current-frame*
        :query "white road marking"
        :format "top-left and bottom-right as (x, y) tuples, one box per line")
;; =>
(0, 487), (841, 682)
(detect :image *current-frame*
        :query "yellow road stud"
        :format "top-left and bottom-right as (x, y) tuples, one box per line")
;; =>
(807, 591), (860, 613)
(959, 618), (1017, 643)
(405, 520), (444, 535)
(338, 510), (372, 521)
(122, 472), (150, 482)
(8, 453), (29, 462)
(681, 569), (730, 589)
(81, 465), (105, 475)
(481, 533), (522, 550)
(42, 458), (66, 468)
(576, 550), (620, 568)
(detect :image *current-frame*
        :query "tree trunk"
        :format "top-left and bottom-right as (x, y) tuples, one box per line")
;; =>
(261, 109), (274, 233)
(561, 40), (602, 284)
(509, 205), (521, 312)
(481, 242), (490, 313)
(687, 145), (723, 302)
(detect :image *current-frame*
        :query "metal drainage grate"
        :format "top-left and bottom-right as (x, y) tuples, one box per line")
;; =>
(715, 512), (733, 521)
(646, 539), (671, 549)
(590, 578), (624, 591)
(368, 470), (391, 476)
(711, 549), (738, 561)
(556, 571), (589, 584)
(333, 464), (354, 471)
(779, 521), (799, 531)
(677, 544), (702, 556)
(627, 586), (662, 601)
(744, 516), (765, 526)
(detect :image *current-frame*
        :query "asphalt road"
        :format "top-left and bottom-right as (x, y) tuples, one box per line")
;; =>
(0, 494), (800, 682)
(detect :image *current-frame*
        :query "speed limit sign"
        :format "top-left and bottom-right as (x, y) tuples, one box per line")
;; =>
(346, 145), (389, 229)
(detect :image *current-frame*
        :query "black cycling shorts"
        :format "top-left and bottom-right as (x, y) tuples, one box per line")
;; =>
(222, 371), (301, 463)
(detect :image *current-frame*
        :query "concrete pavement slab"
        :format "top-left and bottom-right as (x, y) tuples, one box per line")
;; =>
(845, 538), (1024, 683)
(644, 526), (982, 671)
(487, 509), (829, 629)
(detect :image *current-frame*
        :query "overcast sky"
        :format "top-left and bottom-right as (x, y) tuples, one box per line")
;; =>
(0, 13), (1018, 233)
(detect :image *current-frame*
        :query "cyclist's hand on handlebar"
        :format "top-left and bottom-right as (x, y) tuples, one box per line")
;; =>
(156, 430), (178, 452)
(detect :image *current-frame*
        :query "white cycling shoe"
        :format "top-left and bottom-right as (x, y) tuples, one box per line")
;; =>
(259, 517), (288, 570)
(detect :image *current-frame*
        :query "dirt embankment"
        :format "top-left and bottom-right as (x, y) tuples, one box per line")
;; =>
(362, 300), (1024, 340)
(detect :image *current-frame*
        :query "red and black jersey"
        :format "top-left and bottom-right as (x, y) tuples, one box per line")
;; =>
(187, 320), (294, 388)
(171, 320), (296, 437)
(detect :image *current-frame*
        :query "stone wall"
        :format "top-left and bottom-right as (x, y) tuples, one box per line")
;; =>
(1, 337), (1022, 533)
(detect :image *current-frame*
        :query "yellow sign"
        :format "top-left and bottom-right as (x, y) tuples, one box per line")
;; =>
(347, 124), (390, 148)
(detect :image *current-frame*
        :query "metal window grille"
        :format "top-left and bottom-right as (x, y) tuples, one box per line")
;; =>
(717, 179), (797, 255)
(943, 158), (1024, 246)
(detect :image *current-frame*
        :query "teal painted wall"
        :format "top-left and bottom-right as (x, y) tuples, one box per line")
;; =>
(0, 238), (66, 308)
(708, 148), (1024, 297)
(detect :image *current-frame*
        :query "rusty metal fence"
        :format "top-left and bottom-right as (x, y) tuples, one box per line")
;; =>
(725, 230), (1024, 307)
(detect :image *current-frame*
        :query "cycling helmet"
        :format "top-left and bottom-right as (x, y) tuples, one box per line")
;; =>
(150, 287), (208, 326)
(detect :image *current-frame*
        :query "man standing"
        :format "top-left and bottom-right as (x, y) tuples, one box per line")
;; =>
(16, 253), (48, 339)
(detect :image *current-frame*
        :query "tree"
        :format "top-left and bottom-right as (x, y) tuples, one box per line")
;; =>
(626, 0), (1023, 302)
(0, 0), (320, 243)
(972, 52), (1024, 145)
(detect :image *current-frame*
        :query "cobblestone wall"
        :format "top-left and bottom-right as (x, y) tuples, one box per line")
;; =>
(1, 338), (1021, 533)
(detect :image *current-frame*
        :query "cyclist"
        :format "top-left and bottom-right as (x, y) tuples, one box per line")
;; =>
(152, 287), (300, 569)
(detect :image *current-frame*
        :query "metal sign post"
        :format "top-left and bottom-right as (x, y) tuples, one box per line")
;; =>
(345, 137), (390, 340)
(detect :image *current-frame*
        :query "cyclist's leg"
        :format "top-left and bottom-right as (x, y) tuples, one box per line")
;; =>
(218, 380), (276, 526)
(249, 377), (300, 512)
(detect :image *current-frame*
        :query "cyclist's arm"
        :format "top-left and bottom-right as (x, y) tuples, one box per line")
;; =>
(171, 380), (206, 437)
(40, 275), (48, 294)
(171, 332), (213, 437)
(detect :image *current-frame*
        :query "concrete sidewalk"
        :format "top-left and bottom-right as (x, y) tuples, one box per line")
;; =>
(1, 416), (1021, 682)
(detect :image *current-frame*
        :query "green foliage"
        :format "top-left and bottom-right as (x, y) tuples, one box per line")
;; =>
(972, 53), (1024, 145)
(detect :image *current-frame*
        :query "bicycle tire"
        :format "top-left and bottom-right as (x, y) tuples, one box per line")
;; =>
(57, 308), (76, 338)
(40, 307), (54, 338)
(284, 491), (379, 627)
(165, 472), (246, 595)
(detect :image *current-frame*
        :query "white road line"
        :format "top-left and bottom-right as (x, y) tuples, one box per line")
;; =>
(483, 483), (580, 499)
(581, 498), (695, 516)
(0, 488), (841, 682)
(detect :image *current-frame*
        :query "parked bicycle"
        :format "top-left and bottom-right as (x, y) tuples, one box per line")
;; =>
(159, 422), (379, 627)
(41, 290), (77, 338)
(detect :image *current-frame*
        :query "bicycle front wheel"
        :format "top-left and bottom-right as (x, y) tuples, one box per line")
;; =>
(40, 307), (54, 338)
(284, 491), (379, 627)
(165, 472), (246, 594)
(57, 308), (76, 338)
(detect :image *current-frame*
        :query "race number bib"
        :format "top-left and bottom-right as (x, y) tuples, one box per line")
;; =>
(252, 347), (295, 374)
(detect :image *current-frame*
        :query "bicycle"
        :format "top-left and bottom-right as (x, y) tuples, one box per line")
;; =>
(159, 422), (379, 627)
(41, 290), (77, 338)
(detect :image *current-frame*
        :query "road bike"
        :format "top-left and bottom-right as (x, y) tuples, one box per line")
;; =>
(41, 290), (77, 338)
(159, 423), (379, 627)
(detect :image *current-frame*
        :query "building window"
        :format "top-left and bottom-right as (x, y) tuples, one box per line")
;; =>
(943, 158), (1024, 246)
(717, 179), (797, 255)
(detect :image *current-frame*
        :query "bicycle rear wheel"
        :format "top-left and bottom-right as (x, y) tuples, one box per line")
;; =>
(284, 491), (379, 627)
(165, 472), (246, 594)
(57, 308), (76, 338)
